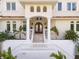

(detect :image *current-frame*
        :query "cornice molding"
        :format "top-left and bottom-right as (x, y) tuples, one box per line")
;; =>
(0, 16), (79, 20)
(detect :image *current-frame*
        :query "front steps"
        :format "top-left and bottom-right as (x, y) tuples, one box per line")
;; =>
(2, 40), (75, 59)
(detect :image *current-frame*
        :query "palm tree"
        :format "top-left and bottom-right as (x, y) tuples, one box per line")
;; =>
(14, 26), (26, 39)
(50, 51), (66, 59)
(0, 47), (16, 59)
(0, 32), (15, 58)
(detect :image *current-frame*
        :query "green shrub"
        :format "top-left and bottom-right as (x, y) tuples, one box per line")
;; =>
(0, 47), (16, 59)
(65, 30), (79, 41)
(0, 32), (15, 42)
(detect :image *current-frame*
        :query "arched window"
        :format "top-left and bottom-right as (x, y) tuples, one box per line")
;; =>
(13, 21), (16, 32)
(23, 21), (26, 31)
(43, 6), (47, 12)
(37, 6), (40, 12)
(76, 21), (79, 31)
(7, 21), (10, 32)
(70, 21), (74, 30)
(30, 6), (34, 12)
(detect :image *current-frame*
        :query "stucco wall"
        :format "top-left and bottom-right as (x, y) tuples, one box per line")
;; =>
(0, 20), (23, 32)
(51, 19), (79, 39)
(1, 0), (79, 16)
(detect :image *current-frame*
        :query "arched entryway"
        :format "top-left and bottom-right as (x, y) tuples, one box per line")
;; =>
(35, 22), (43, 33)
(30, 16), (48, 43)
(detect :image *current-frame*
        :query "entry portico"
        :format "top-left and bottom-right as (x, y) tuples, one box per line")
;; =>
(26, 16), (51, 43)
(20, 0), (57, 43)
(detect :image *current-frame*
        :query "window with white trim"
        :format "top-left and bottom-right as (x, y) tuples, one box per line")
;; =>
(37, 6), (41, 12)
(67, 2), (76, 11)
(6, 2), (16, 11)
(30, 6), (34, 12)
(13, 21), (16, 32)
(58, 2), (62, 11)
(7, 21), (10, 32)
(43, 6), (47, 12)
(76, 21), (79, 31)
(23, 21), (26, 31)
(7, 2), (10, 10)
(70, 21), (74, 31)
(12, 2), (16, 10)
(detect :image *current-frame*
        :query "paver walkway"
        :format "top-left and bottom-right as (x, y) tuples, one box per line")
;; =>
(33, 34), (44, 43)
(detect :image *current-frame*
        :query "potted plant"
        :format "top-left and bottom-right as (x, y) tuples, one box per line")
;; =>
(50, 51), (66, 59)
(51, 26), (59, 39)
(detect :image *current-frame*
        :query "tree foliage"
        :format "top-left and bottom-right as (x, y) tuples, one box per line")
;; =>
(65, 30), (79, 41)
(0, 32), (15, 42)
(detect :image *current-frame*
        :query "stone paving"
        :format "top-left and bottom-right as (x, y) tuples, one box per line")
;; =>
(33, 34), (44, 43)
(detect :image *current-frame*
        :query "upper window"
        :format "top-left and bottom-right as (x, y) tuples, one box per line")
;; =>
(7, 2), (10, 10)
(58, 2), (62, 11)
(6, 2), (16, 11)
(43, 6), (47, 12)
(67, 3), (71, 10)
(30, 6), (34, 12)
(72, 3), (76, 11)
(67, 2), (76, 11)
(37, 6), (41, 12)
(12, 2), (16, 10)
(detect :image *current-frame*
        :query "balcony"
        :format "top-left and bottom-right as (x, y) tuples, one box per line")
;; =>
(20, 0), (57, 7)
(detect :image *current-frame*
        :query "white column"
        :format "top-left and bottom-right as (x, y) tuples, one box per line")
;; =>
(48, 18), (51, 42)
(26, 18), (30, 42)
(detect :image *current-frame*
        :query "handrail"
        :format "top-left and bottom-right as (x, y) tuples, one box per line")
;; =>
(44, 29), (48, 40)
(12, 43), (74, 58)
(31, 29), (34, 41)
(29, 29), (34, 40)
(29, 29), (32, 40)
(43, 29), (45, 42)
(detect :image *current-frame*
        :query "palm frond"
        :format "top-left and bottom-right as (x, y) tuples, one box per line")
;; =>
(50, 51), (66, 59)
(51, 26), (59, 36)
(50, 52), (59, 58)
(63, 55), (66, 59)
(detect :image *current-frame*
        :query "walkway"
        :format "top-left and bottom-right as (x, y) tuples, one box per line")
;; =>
(33, 34), (44, 43)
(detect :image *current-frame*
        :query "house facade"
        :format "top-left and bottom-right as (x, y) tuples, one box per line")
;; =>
(0, 0), (78, 59)
(0, 0), (79, 42)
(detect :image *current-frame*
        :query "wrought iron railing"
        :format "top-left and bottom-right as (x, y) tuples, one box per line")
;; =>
(29, 29), (34, 41)
(44, 29), (48, 40)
